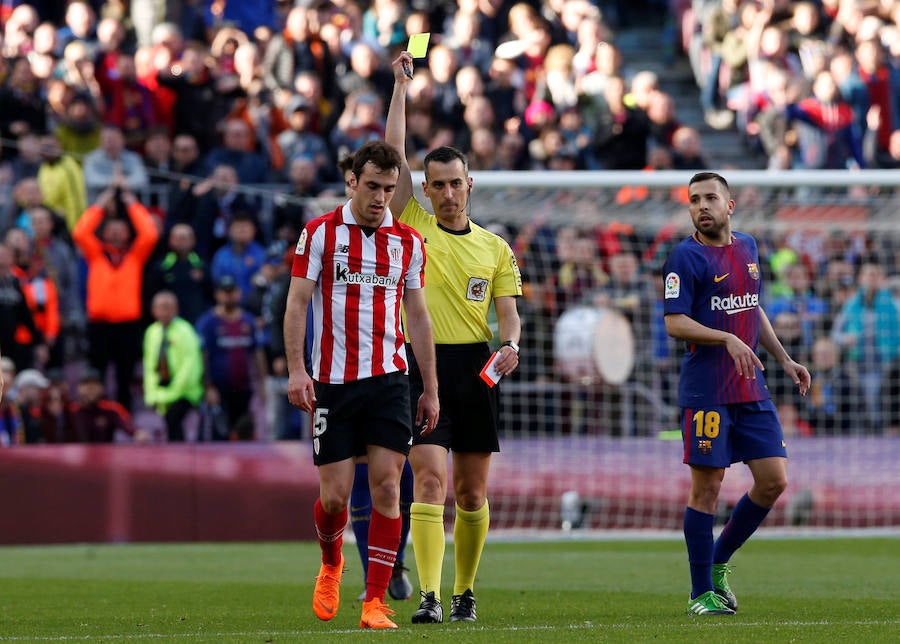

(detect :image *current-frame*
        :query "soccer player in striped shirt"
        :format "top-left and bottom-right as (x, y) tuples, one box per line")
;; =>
(663, 172), (811, 615)
(284, 140), (440, 629)
(387, 52), (523, 624)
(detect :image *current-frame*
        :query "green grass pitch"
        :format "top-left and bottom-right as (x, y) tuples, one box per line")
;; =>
(0, 537), (897, 642)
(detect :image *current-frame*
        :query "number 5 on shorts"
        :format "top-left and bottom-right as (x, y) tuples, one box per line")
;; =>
(313, 408), (329, 437)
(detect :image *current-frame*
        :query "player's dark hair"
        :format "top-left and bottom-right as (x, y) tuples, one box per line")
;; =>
(352, 140), (402, 177)
(423, 146), (469, 178)
(689, 171), (730, 197)
(337, 153), (354, 175)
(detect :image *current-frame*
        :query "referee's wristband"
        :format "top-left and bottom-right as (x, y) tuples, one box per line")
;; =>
(500, 340), (519, 353)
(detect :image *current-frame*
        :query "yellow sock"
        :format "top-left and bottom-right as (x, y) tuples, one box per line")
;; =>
(453, 500), (489, 595)
(410, 502), (445, 599)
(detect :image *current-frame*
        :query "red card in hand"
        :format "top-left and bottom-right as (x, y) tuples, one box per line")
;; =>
(479, 351), (502, 387)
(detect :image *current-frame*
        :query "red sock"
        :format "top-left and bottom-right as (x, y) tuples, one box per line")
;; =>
(365, 509), (401, 601)
(314, 498), (346, 566)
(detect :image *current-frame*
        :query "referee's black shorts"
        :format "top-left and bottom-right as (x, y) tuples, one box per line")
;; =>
(311, 371), (412, 466)
(407, 343), (500, 453)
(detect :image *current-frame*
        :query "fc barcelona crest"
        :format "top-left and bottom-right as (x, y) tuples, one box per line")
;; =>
(747, 262), (760, 280)
(697, 440), (712, 455)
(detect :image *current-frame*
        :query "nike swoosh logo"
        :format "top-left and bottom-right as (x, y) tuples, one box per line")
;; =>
(714, 274), (729, 283)
(316, 598), (335, 614)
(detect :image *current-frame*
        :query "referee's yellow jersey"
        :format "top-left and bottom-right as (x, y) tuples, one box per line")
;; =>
(400, 198), (522, 344)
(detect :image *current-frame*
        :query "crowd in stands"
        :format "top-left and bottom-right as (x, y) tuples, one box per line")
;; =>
(679, 0), (899, 170)
(0, 0), (896, 443)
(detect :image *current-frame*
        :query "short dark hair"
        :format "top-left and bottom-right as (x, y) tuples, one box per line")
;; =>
(337, 153), (354, 175)
(689, 171), (730, 197)
(352, 140), (402, 178)
(423, 146), (469, 178)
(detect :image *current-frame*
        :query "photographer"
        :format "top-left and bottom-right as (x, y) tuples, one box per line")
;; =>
(72, 178), (159, 412)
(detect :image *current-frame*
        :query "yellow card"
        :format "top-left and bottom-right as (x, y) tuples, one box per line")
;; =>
(407, 33), (430, 58)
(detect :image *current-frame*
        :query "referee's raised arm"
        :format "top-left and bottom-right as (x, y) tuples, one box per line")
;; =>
(386, 51), (415, 214)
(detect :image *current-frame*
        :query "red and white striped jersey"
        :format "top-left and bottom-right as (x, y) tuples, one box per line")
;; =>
(292, 203), (426, 384)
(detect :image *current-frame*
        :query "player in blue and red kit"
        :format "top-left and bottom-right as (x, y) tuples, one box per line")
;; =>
(663, 172), (811, 616)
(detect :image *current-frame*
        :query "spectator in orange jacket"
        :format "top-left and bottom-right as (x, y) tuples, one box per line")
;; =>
(73, 179), (159, 412)
(5, 227), (61, 368)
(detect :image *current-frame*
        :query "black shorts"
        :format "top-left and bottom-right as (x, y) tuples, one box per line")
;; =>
(312, 371), (412, 466)
(408, 343), (500, 453)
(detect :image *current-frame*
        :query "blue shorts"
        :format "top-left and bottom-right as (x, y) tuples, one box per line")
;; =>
(680, 399), (787, 468)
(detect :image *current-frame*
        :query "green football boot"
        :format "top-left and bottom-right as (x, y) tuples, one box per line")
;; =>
(686, 590), (735, 616)
(712, 563), (738, 612)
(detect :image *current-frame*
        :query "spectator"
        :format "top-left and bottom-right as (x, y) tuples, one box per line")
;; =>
(72, 368), (141, 443)
(699, 0), (740, 129)
(590, 249), (658, 434)
(12, 368), (48, 443)
(209, 212), (267, 301)
(7, 228), (60, 370)
(243, 243), (297, 440)
(36, 134), (87, 231)
(30, 22), (61, 82)
(52, 92), (102, 161)
(9, 133), (43, 184)
(546, 227), (607, 318)
(99, 53), (159, 153)
(0, 57), (47, 149)
(73, 180), (159, 412)
(804, 336), (860, 435)
(0, 243), (45, 372)
(170, 133), (203, 178)
(766, 262), (829, 350)
(763, 311), (810, 405)
(443, 9), (494, 75)
(143, 290), (205, 442)
(590, 75), (651, 169)
(274, 95), (332, 181)
(55, 1), (99, 58)
(262, 5), (336, 99)
(169, 163), (258, 261)
(35, 380), (79, 443)
(830, 260), (900, 432)
(29, 205), (83, 364)
(202, 117), (271, 184)
(786, 69), (865, 170)
(671, 126), (711, 169)
(362, 0), (407, 51)
(270, 155), (327, 244)
(1, 4), (39, 59)
(195, 275), (267, 441)
(855, 38), (898, 156)
(0, 357), (20, 445)
(646, 90), (682, 149)
(145, 223), (213, 325)
(82, 125), (150, 203)
(330, 89), (386, 161)
(157, 42), (226, 154)
(336, 41), (395, 105)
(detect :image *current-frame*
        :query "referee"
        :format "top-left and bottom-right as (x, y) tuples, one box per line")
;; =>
(386, 51), (523, 624)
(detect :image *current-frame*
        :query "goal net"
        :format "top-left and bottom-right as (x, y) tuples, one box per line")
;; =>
(389, 169), (900, 533)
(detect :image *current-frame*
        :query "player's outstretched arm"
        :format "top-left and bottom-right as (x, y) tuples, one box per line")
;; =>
(386, 51), (414, 213)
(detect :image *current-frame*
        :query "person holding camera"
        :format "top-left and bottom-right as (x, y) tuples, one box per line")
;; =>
(72, 177), (159, 412)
